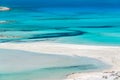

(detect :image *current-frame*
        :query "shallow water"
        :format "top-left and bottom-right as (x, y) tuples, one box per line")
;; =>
(0, 49), (109, 80)
(0, 6), (120, 45)
(0, 0), (119, 80)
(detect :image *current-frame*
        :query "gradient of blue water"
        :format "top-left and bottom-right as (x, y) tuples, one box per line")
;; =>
(0, 0), (120, 46)
(0, 1), (119, 80)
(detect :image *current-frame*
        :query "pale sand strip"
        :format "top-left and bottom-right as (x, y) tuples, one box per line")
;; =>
(0, 42), (120, 80)
(0, 7), (10, 11)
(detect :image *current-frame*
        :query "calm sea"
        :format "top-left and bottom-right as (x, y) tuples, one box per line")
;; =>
(0, 0), (120, 46)
(0, 0), (118, 79)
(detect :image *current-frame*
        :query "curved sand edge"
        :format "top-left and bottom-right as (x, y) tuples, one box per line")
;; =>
(0, 42), (120, 80)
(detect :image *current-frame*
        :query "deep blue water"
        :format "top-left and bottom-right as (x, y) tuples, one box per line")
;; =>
(0, 0), (120, 46)
(1, 0), (120, 8)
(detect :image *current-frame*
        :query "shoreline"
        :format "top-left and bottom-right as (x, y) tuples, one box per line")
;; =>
(0, 42), (120, 80)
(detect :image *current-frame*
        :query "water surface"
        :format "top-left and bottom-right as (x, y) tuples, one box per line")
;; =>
(0, 7), (120, 46)
(0, 49), (109, 80)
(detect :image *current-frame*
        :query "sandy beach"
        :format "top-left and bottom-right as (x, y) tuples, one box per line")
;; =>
(1, 0), (120, 80)
(0, 42), (120, 80)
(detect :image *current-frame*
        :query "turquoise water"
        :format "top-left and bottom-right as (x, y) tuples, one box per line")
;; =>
(0, 49), (109, 80)
(0, 0), (120, 80)
(0, 7), (120, 45)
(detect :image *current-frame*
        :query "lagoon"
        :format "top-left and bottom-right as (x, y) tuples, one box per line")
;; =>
(0, 49), (109, 80)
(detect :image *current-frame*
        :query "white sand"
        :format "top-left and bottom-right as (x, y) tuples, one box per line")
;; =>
(0, 6), (10, 11)
(65, 71), (120, 80)
(0, 42), (120, 80)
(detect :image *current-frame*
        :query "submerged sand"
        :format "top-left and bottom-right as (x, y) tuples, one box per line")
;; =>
(0, 42), (120, 80)
(0, 20), (8, 24)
